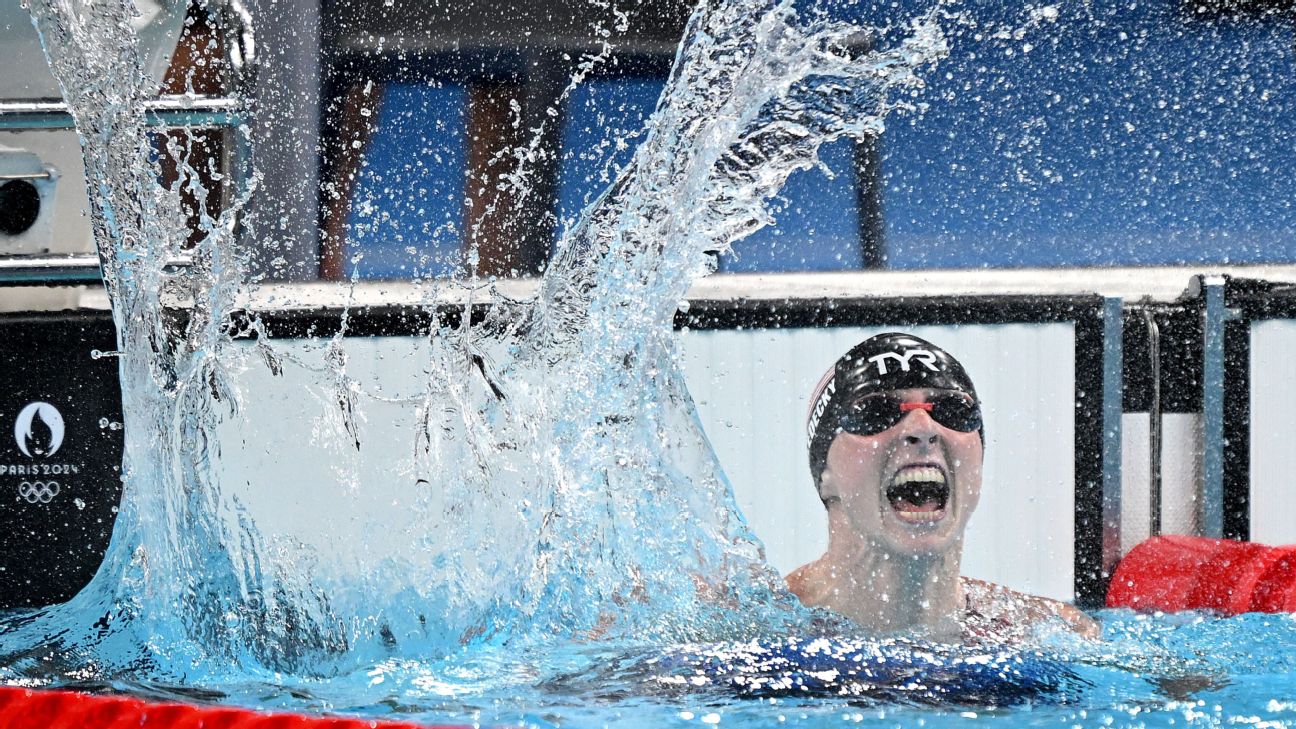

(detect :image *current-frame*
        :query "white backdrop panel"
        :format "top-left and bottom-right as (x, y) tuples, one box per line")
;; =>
(216, 323), (1078, 601)
(1250, 320), (1296, 545)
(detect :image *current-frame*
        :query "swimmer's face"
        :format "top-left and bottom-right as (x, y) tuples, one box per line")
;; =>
(818, 388), (983, 557)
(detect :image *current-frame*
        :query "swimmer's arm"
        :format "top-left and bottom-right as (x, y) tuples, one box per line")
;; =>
(1051, 599), (1101, 639)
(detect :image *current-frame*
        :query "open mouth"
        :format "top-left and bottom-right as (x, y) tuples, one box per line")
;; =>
(884, 465), (950, 523)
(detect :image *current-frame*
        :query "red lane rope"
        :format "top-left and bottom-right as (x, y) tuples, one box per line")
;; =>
(1108, 535), (1296, 614)
(0, 686), (475, 729)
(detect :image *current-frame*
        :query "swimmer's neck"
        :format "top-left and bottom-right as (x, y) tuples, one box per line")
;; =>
(812, 528), (965, 638)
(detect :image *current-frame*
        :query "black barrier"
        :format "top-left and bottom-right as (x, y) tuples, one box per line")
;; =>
(0, 311), (123, 608)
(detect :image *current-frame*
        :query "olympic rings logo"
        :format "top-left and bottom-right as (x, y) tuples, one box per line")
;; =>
(17, 480), (60, 504)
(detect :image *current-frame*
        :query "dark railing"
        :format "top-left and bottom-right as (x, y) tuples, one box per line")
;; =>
(0, 96), (246, 131)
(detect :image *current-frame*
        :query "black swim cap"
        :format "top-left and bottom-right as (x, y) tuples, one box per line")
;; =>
(805, 333), (981, 490)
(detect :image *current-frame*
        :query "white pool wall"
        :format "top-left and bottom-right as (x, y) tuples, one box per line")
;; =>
(214, 322), (1080, 602)
(1249, 320), (1296, 546)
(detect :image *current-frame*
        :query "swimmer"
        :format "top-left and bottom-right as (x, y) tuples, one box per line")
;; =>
(787, 333), (1099, 642)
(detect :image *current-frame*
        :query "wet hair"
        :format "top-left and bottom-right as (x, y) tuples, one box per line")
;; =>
(805, 333), (982, 501)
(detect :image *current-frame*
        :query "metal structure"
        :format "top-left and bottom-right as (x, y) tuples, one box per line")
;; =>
(0, 97), (246, 131)
(0, 1), (252, 290)
(0, 254), (194, 287)
(0, 94), (245, 288)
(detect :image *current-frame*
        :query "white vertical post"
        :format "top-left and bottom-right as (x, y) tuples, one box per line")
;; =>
(246, 0), (322, 281)
(1199, 275), (1228, 538)
(1102, 296), (1124, 576)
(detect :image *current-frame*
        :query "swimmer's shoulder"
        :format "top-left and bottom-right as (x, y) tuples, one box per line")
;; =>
(785, 562), (858, 637)
(786, 560), (833, 606)
(961, 577), (1101, 640)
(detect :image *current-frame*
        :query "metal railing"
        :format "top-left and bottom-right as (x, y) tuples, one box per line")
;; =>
(0, 96), (246, 131)
(1, 94), (246, 287)
(0, 254), (194, 286)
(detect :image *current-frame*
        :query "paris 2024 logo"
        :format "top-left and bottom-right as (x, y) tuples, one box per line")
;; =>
(15, 401), (64, 458)
(5, 402), (76, 504)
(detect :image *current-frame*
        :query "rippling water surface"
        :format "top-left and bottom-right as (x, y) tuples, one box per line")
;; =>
(6, 0), (1296, 727)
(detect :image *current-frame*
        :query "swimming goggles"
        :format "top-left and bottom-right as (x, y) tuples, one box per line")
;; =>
(838, 393), (982, 436)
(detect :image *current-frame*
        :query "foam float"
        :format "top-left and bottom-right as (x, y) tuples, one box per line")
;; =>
(0, 686), (474, 729)
(1108, 535), (1296, 615)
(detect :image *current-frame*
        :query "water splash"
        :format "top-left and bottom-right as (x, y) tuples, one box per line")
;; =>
(10, 0), (328, 676)
(10, 0), (952, 690)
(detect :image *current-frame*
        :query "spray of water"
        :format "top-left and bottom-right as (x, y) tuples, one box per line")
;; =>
(6, 0), (951, 687)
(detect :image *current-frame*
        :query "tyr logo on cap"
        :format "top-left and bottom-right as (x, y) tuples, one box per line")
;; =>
(867, 348), (941, 376)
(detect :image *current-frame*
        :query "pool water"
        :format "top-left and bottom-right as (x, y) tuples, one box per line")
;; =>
(24, 610), (1289, 728)
(9, 0), (1296, 727)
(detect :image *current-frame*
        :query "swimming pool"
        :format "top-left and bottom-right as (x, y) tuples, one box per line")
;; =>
(5, 0), (1296, 726)
(2, 610), (1286, 728)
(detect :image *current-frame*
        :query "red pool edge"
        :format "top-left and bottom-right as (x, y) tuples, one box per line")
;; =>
(0, 685), (475, 729)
